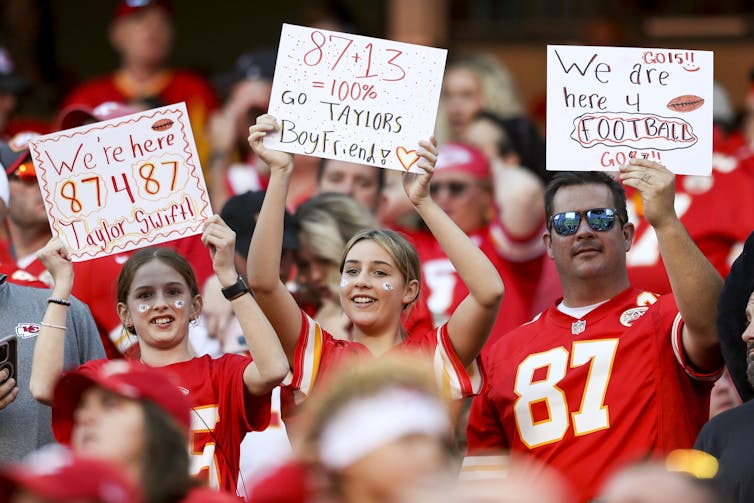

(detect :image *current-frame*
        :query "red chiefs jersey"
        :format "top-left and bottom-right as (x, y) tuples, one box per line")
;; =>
(466, 288), (719, 502)
(405, 222), (538, 348)
(284, 310), (484, 408)
(164, 354), (271, 495)
(626, 159), (754, 293)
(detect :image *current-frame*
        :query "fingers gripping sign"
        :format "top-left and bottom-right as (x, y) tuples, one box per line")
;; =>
(402, 137), (438, 207)
(619, 158), (677, 230)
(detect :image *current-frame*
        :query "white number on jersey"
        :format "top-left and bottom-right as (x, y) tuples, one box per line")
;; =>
(513, 339), (619, 448)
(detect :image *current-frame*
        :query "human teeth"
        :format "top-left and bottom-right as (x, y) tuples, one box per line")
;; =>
(353, 297), (374, 304)
(152, 317), (172, 325)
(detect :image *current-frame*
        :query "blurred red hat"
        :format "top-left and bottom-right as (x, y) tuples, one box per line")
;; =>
(58, 101), (139, 131)
(0, 446), (142, 503)
(435, 142), (491, 181)
(52, 359), (191, 444)
(113, 0), (174, 22)
(0, 131), (40, 177)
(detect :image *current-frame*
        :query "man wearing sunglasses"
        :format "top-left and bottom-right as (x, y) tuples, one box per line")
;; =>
(467, 159), (724, 503)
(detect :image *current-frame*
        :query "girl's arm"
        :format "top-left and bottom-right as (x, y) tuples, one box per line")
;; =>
(201, 215), (289, 395)
(245, 115), (305, 365)
(29, 238), (75, 404)
(406, 139), (504, 367)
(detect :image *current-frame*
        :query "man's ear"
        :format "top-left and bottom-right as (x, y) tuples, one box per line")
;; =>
(543, 231), (554, 259)
(622, 221), (635, 252)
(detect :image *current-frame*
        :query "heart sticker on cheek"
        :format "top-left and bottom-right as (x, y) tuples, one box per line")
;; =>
(396, 147), (419, 171)
(138, 304), (149, 313)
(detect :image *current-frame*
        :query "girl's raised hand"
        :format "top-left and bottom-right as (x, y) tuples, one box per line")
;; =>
(402, 137), (438, 207)
(248, 115), (294, 175)
(201, 215), (239, 287)
(36, 238), (74, 297)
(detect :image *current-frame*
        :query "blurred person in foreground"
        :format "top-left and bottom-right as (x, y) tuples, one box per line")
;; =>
(247, 355), (457, 503)
(0, 445), (141, 503)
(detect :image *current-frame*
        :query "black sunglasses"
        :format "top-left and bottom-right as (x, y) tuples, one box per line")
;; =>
(550, 208), (620, 236)
(429, 181), (470, 198)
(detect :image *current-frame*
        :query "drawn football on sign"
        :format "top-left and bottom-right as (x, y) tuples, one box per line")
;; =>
(151, 118), (174, 131)
(666, 95), (704, 113)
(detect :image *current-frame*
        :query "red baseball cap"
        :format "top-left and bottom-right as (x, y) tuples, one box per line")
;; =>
(113, 0), (174, 22)
(0, 446), (142, 503)
(52, 359), (191, 444)
(435, 142), (491, 181)
(0, 131), (40, 177)
(58, 101), (139, 131)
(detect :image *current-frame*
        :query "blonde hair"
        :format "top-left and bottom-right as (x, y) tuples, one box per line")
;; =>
(437, 53), (524, 142)
(296, 193), (377, 295)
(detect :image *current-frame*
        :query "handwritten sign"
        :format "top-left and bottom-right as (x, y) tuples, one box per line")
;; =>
(265, 23), (447, 173)
(28, 103), (212, 261)
(546, 45), (713, 175)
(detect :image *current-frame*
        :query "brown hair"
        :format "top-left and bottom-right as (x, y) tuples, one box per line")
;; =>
(141, 401), (198, 503)
(117, 247), (199, 335)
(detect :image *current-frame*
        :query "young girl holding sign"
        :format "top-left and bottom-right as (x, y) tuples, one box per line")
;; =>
(29, 215), (289, 495)
(246, 114), (504, 404)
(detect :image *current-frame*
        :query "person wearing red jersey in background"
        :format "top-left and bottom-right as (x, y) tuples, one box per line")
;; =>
(403, 143), (535, 345)
(48, 359), (239, 502)
(466, 165), (723, 502)
(60, 0), (218, 168)
(29, 215), (289, 495)
(247, 114), (503, 411)
(55, 101), (213, 359)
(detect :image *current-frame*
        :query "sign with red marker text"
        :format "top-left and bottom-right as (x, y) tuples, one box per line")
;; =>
(546, 45), (713, 175)
(28, 103), (212, 261)
(265, 23), (447, 173)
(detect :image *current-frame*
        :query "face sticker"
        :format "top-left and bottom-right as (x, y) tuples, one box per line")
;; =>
(137, 304), (150, 313)
(382, 282), (394, 291)
(340, 278), (351, 289)
(175, 300), (185, 309)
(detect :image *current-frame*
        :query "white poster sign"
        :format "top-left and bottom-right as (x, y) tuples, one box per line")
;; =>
(29, 103), (212, 261)
(266, 23), (447, 173)
(546, 45), (713, 175)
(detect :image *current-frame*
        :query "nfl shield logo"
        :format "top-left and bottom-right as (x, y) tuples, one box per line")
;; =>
(571, 319), (586, 335)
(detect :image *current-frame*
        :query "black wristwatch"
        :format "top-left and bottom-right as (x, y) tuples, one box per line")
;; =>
(221, 276), (250, 300)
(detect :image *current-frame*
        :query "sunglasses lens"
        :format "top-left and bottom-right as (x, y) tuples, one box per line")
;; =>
(14, 162), (36, 181)
(586, 209), (615, 231)
(430, 181), (469, 197)
(552, 212), (580, 236)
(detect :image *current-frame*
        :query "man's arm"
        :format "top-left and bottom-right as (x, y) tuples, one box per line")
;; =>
(620, 159), (723, 372)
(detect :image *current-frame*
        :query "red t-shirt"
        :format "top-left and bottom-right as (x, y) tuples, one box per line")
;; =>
(165, 354), (271, 495)
(466, 287), (720, 502)
(626, 158), (754, 293)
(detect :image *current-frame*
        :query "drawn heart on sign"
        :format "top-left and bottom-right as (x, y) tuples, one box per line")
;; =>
(396, 147), (419, 171)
